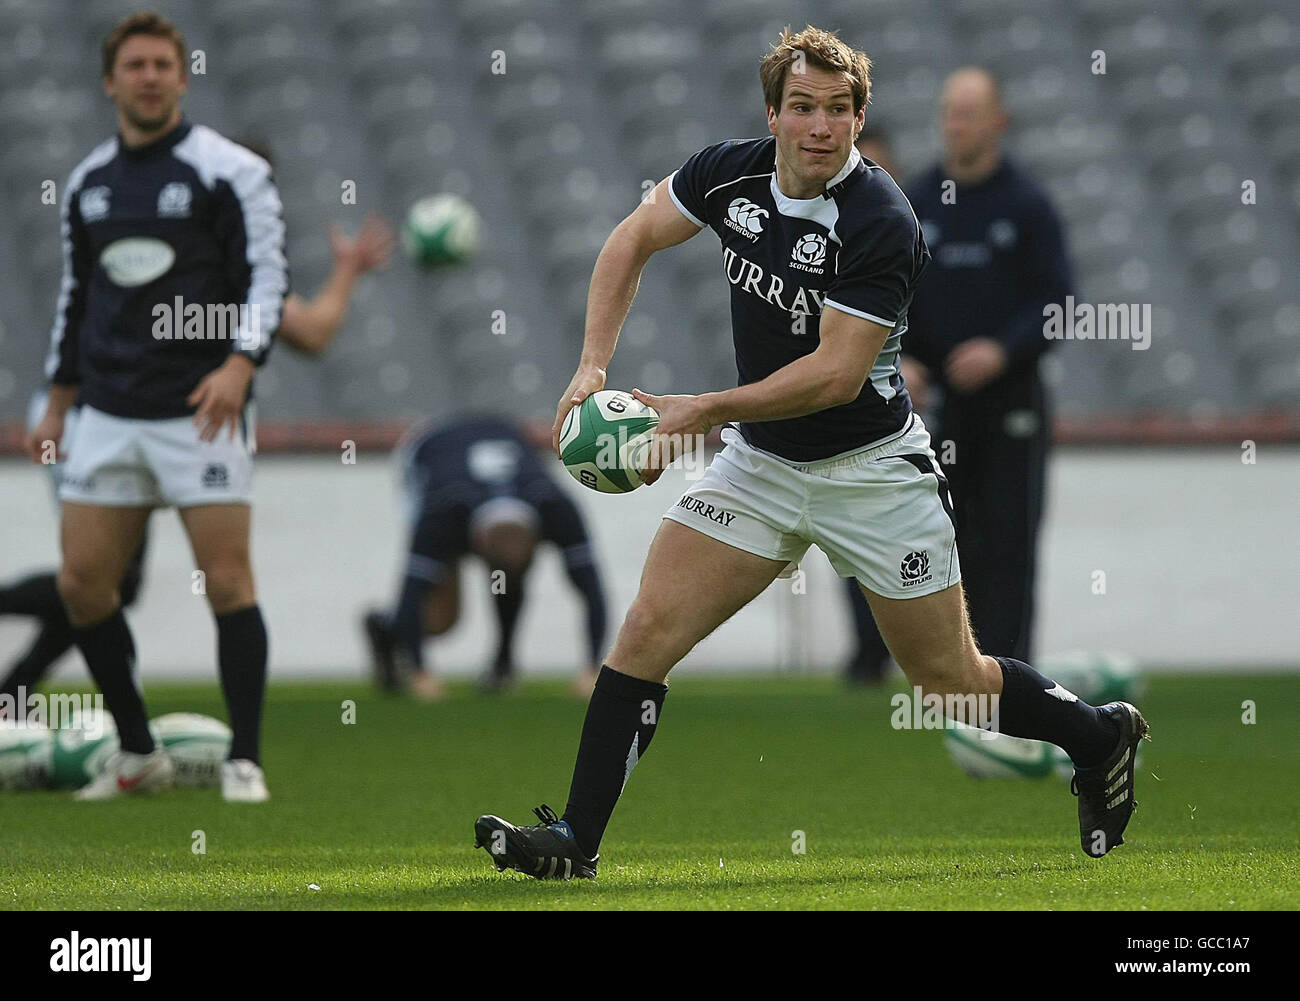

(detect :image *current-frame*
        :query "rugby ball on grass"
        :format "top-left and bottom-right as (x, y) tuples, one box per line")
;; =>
(944, 722), (1056, 780)
(0, 721), (54, 791)
(151, 713), (231, 788)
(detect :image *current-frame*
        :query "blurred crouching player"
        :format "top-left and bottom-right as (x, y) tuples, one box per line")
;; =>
(364, 415), (607, 699)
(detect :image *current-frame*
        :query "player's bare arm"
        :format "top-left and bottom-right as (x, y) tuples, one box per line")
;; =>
(632, 307), (891, 484)
(278, 215), (396, 355)
(552, 177), (702, 455)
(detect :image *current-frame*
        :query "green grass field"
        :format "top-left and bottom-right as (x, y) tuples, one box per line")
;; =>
(1, 674), (1296, 910)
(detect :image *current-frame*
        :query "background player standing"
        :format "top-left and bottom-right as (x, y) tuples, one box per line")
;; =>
(840, 82), (1071, 676)
(474, 26), (1146, 879)
(365, 415), (607, 699)
(0, 212), (393, 708)
(902, 67), (1072, 662)
(26, 12), (287, 802)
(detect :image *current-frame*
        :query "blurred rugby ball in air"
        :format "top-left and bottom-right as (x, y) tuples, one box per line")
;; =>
(559, 390), (660, 494)
(402, 193), (481, 267)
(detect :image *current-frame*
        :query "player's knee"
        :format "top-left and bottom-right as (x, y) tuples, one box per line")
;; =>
(56, 565), (113, 623)
(199, 560), (254, 612)
(897, 649), (990, 696)
(618, 597), (673, 653)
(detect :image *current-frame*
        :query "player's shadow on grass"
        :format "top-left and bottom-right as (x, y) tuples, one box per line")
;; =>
(401, 855), (1088, 907)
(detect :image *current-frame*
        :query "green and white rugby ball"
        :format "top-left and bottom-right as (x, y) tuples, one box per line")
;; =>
(50, 710), (118, 789)
(45, 711), (230, 789)
(151, 712), (231, 788)
(559, 390), (660, 493)
(0, 721), (54, 791)
(402, 193), (481, 267)
(945, 722), (1056, 780)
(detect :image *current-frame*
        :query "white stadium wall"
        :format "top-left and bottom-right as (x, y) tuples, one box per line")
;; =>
(1, 446), (1297, 679)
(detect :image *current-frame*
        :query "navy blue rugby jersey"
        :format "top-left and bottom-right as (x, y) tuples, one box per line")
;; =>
(46, 119), (287, 419)
(669, 136), (929, 462)
(904, 158), (1072, 385)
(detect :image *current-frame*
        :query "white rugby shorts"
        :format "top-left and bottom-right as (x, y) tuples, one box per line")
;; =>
(662, 416), (960, 598)
(58, 404), (256, 507)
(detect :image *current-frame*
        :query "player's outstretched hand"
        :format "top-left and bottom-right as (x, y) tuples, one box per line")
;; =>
(552, 363), (607, 457)
(330, 215), (397, 275)
(630, 388), (712, 486)
(187, 355), (255, 443)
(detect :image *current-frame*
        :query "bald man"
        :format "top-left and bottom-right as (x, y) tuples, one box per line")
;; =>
(900, 67), (1073, 662)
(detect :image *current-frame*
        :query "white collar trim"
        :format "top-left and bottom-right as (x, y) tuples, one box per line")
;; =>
(770, 144), (861, 211)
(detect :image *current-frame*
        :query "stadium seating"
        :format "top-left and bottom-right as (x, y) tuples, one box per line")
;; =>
(1, 0), (1295, 423)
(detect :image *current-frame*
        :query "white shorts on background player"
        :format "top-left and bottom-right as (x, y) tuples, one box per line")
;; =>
(58, 403), (256, 507)
(662, 415), (960, 599)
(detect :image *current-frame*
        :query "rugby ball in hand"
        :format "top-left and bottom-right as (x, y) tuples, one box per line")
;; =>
(559, 390), (660, 493)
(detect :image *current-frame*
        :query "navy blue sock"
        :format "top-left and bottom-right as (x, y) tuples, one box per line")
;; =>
(391, 575), (430, 673)
(217, 605), (268, 764)
(0, 572), (65, 619)
(73, 608), (154, 754)
(563, 666), (667, 858)
(1, 622), (75, 701)
(490, 572), (525, 674)
(994, 657), (1119, 768)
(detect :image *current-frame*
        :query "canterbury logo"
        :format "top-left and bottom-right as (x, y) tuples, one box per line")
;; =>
(726, 197), (768, 237)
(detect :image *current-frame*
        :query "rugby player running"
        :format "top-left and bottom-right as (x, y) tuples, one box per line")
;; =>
(474, 26), (1148, 879)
